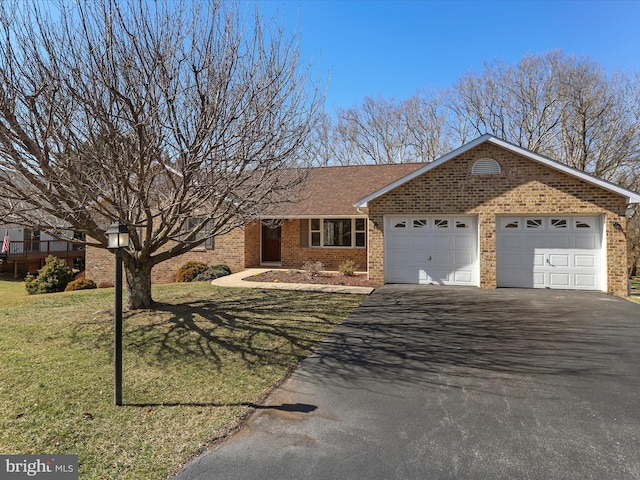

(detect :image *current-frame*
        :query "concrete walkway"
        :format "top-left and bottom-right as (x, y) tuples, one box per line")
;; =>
(210, 268), (375, 295)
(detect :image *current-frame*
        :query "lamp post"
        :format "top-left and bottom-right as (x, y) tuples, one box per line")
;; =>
(106, 221), (130, 406)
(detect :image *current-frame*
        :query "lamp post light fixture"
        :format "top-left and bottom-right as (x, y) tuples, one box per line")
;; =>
(106, 221), (130, 406)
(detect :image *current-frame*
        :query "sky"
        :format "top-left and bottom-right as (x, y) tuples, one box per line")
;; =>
(256, 0), (640, 111)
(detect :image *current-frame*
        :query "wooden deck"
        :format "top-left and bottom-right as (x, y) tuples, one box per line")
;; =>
(1, 241), (85, 277)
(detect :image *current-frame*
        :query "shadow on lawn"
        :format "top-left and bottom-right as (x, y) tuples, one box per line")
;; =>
(71, 289), (357, 405)
(121, 289), (349, 369)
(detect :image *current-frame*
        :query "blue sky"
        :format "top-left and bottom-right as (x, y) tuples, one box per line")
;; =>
(257, 0), (640, 111)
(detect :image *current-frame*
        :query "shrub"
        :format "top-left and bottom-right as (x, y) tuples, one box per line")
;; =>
(338, 259), (358, 276)
(211, 264), (232, 275)
(193, 265), (232, 282)
(25, 255), (75, 295)
(302, 261), (323, 278)
(65, 278), (98, 291)
(175, 261), (209, 282)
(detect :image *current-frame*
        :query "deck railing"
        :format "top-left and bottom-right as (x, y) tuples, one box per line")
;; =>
(4, 240), (84, 259)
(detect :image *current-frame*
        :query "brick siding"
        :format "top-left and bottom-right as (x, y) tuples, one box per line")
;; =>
(85, 227), (246, 286)
(244, 219), (367, 271)
(367, 143), (629, 296)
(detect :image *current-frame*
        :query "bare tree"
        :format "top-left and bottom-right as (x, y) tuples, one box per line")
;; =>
(402, 90), (452, 163)
(446, 51), (640, 184)
(627, 206), (640, 277)
(337, 95), (409, 164)
(305, 113), (338, 166)
(0, 0), (323, 308)
(447, 52), (565, 152)
(321, 93), (450, 165)
(555, 62), (640, 181)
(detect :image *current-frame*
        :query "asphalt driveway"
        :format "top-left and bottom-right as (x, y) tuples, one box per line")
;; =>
(173, 286), (640, 480)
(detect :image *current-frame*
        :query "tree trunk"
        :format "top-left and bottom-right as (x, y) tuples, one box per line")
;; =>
(124, 258), (154, 310)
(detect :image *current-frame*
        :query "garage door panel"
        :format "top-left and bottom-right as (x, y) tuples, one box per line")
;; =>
(431, 253), (453, 266)
(418, 269), (452, 284)
(574, 255), (596, 268)
(385, 216), (478, 286)
(498, 271), (540, 288)
(548, 254), (570, 267)
(416, 269), (448, 284)
(404, 244), (430, 258)
(454, 252), (473, 265)
(497, 216), (602, 291)
(525, 235), (546, 248)
(575, 235), (598, 249)
(388, 266), (419, 283)
(533, 253), (545, 267)
(549, 235), (571, 249)
(501, 235), (523, 249)
(575, 274), (597, 287)
(432, 235), (452, 249)
(549, 273), (571, 287)
(532, 272), (545, 287)
(501, 252), (525, 267)
(387, 236), (412, 249)
(454, 270), (473, 283)
(454, 235), (473, 249)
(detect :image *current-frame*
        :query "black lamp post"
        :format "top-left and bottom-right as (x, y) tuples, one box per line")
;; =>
(106, 221), (130, 406)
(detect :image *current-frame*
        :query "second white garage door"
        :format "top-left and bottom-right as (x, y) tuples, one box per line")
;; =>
(496, 216), (604, 290)
(385, 216), (478, 285)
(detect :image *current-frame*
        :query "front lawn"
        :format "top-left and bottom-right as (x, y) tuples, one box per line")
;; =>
(630, 278), (640, 304)
(0, 280), (364, 479)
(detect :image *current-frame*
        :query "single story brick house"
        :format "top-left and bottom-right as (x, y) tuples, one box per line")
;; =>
(86, 135), (640, 295)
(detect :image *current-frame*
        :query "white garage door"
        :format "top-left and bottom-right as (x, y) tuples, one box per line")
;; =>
(385, 216), (478, 285)
(497, 216), (603, 290)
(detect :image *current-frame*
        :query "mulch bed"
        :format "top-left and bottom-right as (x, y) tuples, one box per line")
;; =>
(243, 270), (381, 288)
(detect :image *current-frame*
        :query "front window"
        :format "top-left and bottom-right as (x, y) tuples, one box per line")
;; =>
(186, 216), (214, 249)
(310, 218), (366, 248)
(310, 219), (321, 246)
(324, 219), (351, 247)
(355, 218), (366, 247)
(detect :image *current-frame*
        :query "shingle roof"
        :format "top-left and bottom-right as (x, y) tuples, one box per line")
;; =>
(266, 163), (424, 217)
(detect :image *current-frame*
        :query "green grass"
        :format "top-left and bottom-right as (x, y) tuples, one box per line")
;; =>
(630, 278), (640, 304)
(0, 280), (364, 479)
(0, 276), (29, 303)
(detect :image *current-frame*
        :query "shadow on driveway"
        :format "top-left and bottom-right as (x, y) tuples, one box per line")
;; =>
(303, 286), (640, 390)
(173, 286), (640, 480)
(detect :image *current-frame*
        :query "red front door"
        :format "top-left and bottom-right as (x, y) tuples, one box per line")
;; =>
(261, 224), (281, 262)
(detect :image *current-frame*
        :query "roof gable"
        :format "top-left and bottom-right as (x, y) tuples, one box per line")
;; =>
(355, 135), (640, 206)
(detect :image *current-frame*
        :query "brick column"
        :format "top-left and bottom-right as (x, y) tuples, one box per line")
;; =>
(478, 213), (497, 289)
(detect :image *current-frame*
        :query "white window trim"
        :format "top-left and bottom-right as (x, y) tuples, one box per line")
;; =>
(309, 217), (367, 249)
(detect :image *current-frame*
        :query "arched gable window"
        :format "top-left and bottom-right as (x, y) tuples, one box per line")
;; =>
(472, 158), (502, 175)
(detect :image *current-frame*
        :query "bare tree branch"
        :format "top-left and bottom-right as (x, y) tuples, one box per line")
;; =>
(0, 0), (324, 308)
